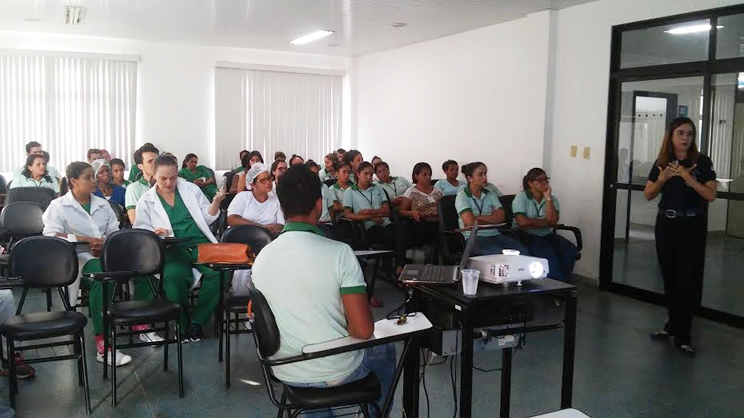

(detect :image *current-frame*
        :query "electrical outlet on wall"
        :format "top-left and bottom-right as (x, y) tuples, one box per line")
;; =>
(583, 147), (591, 159)
(570, 145), (578, 158)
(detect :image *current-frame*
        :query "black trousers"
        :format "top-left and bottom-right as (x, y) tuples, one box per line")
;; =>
(654, 214), (707, 345)
(367, 223), (408, 267)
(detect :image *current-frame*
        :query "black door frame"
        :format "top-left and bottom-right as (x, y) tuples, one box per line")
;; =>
(601, 6), (744, 329)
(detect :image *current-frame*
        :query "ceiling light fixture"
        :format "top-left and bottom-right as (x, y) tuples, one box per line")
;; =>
(665, 24), (723, 35)
(290, 30), (334, 45)
(65, 5), (87, 25)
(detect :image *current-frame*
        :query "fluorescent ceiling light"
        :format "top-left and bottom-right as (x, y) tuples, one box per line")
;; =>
(665, 24), (723, 35)
(290, 30), (334, 45)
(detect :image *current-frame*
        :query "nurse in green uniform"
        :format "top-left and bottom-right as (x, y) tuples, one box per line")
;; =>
(179, 153), (218, 201)
(134, 156), (226, 342)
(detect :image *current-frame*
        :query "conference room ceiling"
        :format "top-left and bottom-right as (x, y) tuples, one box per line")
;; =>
(0, 0), (597, 56)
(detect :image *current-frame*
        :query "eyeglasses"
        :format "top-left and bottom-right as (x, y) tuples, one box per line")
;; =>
(255, 176), (273, 185)
(534, 177), (550, 183)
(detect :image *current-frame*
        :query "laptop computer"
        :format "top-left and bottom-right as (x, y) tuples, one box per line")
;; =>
(398, 220), (479, 285)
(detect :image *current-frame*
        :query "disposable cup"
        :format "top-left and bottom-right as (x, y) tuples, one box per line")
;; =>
(461, 269), (480, 295)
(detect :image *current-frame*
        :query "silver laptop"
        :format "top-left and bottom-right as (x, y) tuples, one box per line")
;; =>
(398, 221), (478, 285)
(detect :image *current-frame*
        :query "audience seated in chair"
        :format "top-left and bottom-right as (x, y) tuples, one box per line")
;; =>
(434, 160), (465, 196)
(231, 150), (264, 194)
(288, 155), (305, 166)
(125, 143), (159, 224)
(91, 159), (127, 208)
(110, 158), (131, 188)
(11, 141), (61, 184)
(512, 168), (577, 282)
(306, 161), (334, 225)
(86, 149), (103, 164)
(179, 153), (218, 201)
(270, 159), (288, 191)
(251, 164), (395, 416)
(399, 162), (442, 263)
(318, 152), (339, 182)
(455, 162), (528, 256)
(227, 162), (285, 236)
(133, 156), (226, 343)
(374, 161), (412, 207)
(10, 154), (60, 196)
(43, 162), (161, 367)
(344, 150), (364, 183)
(274, 151), (286, 162)
(329, 161), (354, 216)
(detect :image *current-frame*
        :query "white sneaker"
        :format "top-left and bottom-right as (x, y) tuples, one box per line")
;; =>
(139, 332), (165, 345)
(96, 350), (132, 367)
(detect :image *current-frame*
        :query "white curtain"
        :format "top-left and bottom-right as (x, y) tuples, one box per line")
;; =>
(0, 52), (137, 173)
(215, 67), (342, 170)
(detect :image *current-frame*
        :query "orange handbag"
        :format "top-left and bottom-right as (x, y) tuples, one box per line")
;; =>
(196, 243), (255, 265)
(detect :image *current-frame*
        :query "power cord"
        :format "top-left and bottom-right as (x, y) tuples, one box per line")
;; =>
(420, 348), (431, 418)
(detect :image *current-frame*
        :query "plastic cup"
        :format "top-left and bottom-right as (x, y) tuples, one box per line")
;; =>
(461, 269), (480, 295)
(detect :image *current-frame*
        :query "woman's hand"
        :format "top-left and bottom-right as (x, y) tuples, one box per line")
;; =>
(675, 164), (697, 183)
(372, 216), (385, 225)
(410, 211), (422, 222)
(213, 189), (226, 204)
(657, 164), (676, 182)
(544, 184), (553, 199)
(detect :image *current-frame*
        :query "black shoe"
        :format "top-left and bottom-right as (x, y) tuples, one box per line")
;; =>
(650, 330), (671, 341)
(189, 323), (204, 342)
(676, 344), (696, 357)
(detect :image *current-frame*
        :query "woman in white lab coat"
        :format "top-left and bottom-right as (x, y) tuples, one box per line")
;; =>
(133, 156), (225, 342)
(43, 162), (157, 367)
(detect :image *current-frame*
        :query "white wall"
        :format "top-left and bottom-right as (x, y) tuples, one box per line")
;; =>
(548, 0), (744, 278)
(0, 31), (348, 168)
(353, 11), (554, 193)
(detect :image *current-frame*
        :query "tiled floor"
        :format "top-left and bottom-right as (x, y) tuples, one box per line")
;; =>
(1, 278), (743, 417)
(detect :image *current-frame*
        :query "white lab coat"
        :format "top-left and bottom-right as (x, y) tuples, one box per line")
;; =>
(133, 179), (219, 288)
(42, 192), (119, 305)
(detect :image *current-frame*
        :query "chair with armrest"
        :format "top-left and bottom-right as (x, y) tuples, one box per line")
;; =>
(5, 187), (56, 211)
(250, 287), (381, 417)
(213, 224), (273, 388)
(84, 228), (183, 406)
(0, 236), (91, 413)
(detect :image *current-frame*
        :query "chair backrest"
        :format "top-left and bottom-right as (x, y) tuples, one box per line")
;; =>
(11, 236), (78, 289)
(323, 178), (338, 187)
(499, 194), (516, 228)
(0, 174), (7, 194)
(223, 171), (235, 192)
(100, 229), (164, 276)
(108, 200), (124, 222)
(437, 195), (459, 233)
(222, 225), (274, 255)
(250, 287), (281, 357)
(5, 187), (56, 211)
(0, 202), (44, 239)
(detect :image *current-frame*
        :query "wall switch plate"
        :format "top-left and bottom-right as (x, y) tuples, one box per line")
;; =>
(583, 147), (591, 159)
(570, 145), (578, 158)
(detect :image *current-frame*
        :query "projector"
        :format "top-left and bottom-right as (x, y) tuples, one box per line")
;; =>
(466, 253), (549, 285)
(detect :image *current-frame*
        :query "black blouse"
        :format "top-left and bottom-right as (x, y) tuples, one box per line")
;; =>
(647, 154), (716, 211)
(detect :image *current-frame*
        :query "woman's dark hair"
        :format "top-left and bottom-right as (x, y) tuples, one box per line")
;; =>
(357, 161), (373, 174)
(289, 154), (305, 165)
(305, 160), (319, 170)
(110, 158), (125, 169)
(344, 150), (362, 165)
(412, 162), (432, 184)
(335, 161), (350, 172)
(133, 144), (160, 165)
(25, 141), (41, 154)
(374, 161), (389, 173)
(154, 155), (179, 171)
(325, 152), (338, 163)
(336, 148), (346, 155)
(63, 162), (92, 192)
(239, 149), (249, 160)
(442, 160), (458, 172)
(657, 117), (700, 168)
(242, 150), (264, 168)
(523, 167), (547, 197)
(274, 151), (286, 161)
(276, 165), (322, 218)
(271, 159), (287, 174)
(182, 153), (198, 169)
(371, 155), (382, 163)
(461, 162), (486, 182)
(22, 153), (52, 182)
(41, 151), (50, 162)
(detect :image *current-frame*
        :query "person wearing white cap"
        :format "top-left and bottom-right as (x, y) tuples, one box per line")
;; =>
(91, 159), (126, 208)
(226, 162), (285, 236)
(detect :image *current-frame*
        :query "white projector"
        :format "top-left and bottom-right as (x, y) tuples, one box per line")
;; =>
(466, 252), (549, 285)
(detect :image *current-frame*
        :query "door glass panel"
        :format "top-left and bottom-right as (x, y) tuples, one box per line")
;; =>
(621, 19), (710, 68)
(710, 74), (744, 192)
(716, 14), (744, 59)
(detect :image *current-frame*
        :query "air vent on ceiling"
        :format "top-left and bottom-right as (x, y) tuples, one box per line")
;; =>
(65, 5), (87, 25)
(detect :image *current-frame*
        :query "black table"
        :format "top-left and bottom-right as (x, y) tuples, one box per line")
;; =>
(402, 278), (578, 418)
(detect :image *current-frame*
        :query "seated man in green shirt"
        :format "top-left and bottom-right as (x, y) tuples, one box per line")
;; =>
(252, 165), (395, 417)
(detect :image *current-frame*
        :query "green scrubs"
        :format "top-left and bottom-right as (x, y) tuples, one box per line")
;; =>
(158, 190), (221, 330)
(179, 166), (218, 201)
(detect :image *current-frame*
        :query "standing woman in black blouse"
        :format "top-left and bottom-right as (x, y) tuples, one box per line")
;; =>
(644, 117), (717, 356)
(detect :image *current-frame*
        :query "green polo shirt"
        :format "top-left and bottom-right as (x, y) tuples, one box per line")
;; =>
(343, 184), (391, 229)
(376, 176), (412, 199)
(157, 190), (210, 246)
(454, 186), (502, 238)
(251, 221), (367, 384)
(512, 191), (560, 237)
(124, 177), (152, 211)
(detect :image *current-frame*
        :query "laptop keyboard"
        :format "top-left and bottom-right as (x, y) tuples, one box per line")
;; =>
(422, 265), (456, 282)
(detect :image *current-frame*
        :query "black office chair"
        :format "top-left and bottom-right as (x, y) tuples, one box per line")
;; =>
(437, 195), (466, 265)
(0, 236), (91, 413)
(217, 224), (273, 388)
(84, 229), (184, 406)
(5, 187), (56, 211)
(0, 174), (7, 194)
(250, 287), (381, 417)
(323, 178), (338, 187)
